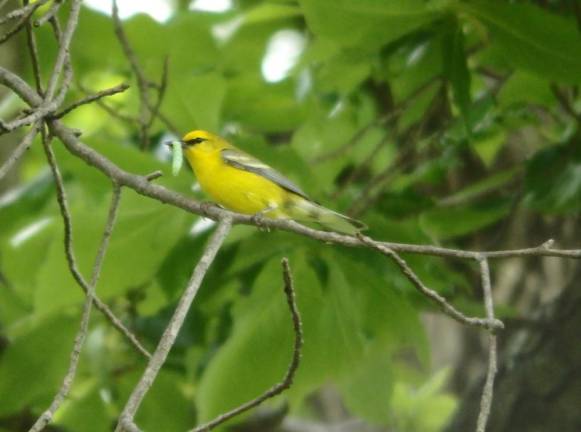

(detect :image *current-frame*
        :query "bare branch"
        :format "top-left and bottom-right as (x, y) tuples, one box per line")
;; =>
(23, 0), (44, 95)
(77, 81), (139, 124)
(41, 129), (151, 359)
(111, 0), (179, 143)
(191, 257), (304, 432)
(476, 257), (499, 432)
(0, 0), (50, 43)
(0, 0), (49, 25)
(358, 234), (504, 331)
(111, 0), (154, 149)
(116, 218), (233, 432)
(0, 65), (42, 106)
(144, 170), (163, 181)
(43, 116), (581, 262)
(0, 124), (40, 182)
(54, 82), (130, 119)
(44, 0), (81, 101)
(28, 183), (123, 432)
(311, 77), (439, 164)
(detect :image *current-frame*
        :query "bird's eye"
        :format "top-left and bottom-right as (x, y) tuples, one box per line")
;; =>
(186, 137), (206, 146)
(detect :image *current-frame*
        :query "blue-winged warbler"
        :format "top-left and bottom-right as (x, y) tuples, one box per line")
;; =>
(176, 130), (366, 235)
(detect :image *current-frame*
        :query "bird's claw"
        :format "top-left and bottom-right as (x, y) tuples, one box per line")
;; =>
(251, 213), (270, 232)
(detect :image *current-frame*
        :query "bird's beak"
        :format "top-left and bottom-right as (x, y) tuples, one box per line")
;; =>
(165, 140), (185, 149)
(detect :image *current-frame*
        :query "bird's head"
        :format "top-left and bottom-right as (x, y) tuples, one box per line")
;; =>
(178, 130), (230, 155)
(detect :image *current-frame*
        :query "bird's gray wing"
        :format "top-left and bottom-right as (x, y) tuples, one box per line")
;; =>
(221, 148), (309, 199)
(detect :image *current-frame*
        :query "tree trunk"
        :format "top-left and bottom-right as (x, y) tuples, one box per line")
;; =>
(446, 267), (581, 432)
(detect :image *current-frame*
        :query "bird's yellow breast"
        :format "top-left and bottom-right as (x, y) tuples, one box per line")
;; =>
(184, 146), (287, 216)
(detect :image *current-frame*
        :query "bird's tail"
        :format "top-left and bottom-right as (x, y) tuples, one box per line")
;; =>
(285, 197), (367, 235)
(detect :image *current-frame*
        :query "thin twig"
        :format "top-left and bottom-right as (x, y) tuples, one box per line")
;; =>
(0, 0), (49, 25)
(191, 257), (304, 432)
(44, 0), (80, 101)
(33, 0), (64, 27)
(41, 128), (151, 359)
(475, 257), (499, 432)
(77, 81), (139, 124)
(28, 183), (123, 432)
(145, 56), (169, 130)
(116, 218), (233, 432)
(40, 115), (581, 261)
(0, 123), (40, 182)
(0, 0), (50, 43)
(358, 234), (504, 331)
(111, 0), (180, 141)
(111, 0), (154, 149)
(144, 170), (163, 181)
(54, 82), (130, 119)
(311, 77), (439, 164)
(0, 101), (57, 133)
(23, 0), (44, 95)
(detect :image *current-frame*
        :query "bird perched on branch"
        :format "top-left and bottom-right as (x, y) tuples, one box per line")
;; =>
(174, 130), (366, 235)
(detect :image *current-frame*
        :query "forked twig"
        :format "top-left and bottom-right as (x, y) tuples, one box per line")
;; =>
(42, 128), (151, 359)
(358, 234), (504, 331)
(0, 123), (40, 182)
(28, 177), (123, 432)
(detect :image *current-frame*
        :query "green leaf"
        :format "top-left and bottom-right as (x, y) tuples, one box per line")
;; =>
(420, 198), (512, 240)
(243, 3), (301, 25)
(1, 216), (56, 324)
(116, 370), (196, 432)
(460, 1), (581, 84)
(438, 167), (519, 206)
(56, 380), (110, 432)
(0, 314), (78, 416)
(34, 191), (189, 315)
(224, 77), (306, 132)
(471, 128), (506, 168)
(300, 0), (439, 51)
(390, 369), (457, 432)
(524, 145), (581, 213)
(195, 257), (299, 423)
(497, 71), (554, 108)
(339, 344), (393, 423)
(165, 73), (226, 132)
(442, 19), (471, 132)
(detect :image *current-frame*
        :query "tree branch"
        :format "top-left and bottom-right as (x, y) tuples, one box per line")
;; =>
(0, 0), (50, 43)
(358, 234), (504, 331)
(475, 257), (498, 432)
(41, 129), (151, 359)
(110, 0), (179, 147)
(44, 0), (81, 101)
(191, 257), (304, 432)
(116, 217), (233, 432)
(0, 123), (40, 182)
(28, 182), (123, 432)
(54, 82), (130, 119)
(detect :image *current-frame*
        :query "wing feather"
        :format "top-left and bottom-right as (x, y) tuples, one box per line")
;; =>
(221, 148), (309, 199)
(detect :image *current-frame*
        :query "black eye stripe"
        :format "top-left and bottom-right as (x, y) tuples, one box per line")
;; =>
(186, 137), (207, 145)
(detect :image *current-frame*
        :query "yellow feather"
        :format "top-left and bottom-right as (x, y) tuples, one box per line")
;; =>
(181, 130), (366, 234)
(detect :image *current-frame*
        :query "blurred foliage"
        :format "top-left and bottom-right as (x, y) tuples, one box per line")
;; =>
(1, 0), (581, 431)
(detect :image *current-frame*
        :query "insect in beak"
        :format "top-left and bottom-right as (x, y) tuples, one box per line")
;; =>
(164, 140), (186, 149)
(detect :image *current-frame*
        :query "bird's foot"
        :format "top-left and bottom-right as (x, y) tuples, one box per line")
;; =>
(251, 212), (270, 232)
(200, 201), (218, 216)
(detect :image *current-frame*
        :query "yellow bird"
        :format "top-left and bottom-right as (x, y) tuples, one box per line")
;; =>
(176, 130), (366, 235)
